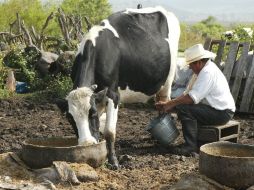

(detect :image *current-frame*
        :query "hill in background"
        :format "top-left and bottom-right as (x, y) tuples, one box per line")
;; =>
(109, 0), (254, 24)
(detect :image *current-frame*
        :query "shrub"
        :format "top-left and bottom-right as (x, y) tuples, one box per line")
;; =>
(2, 45), (40, 86)
(46, 75), (73, 98)
(0, 52), (9, 89)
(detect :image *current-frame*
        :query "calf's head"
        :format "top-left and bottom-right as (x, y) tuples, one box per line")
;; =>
(66, 86), (108, 145)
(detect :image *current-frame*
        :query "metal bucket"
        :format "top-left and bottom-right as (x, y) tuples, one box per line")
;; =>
(146, 114), (179, 146)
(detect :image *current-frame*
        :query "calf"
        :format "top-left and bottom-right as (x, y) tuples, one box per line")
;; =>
(65, 6), (180, 169)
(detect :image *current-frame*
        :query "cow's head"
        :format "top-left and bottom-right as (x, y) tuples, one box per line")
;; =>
(66, 85), (108, 145)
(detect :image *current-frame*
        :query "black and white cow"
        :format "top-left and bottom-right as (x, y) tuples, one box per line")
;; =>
(65, 6), (180, 169)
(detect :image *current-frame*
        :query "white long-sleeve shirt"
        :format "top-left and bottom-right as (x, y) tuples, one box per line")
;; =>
(188, 60), (236, 112)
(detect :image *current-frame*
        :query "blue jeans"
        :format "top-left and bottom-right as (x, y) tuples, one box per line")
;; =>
(175, 104), (234, 126)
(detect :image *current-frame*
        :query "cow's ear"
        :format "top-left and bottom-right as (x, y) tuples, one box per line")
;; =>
(95, 88), (108, 104)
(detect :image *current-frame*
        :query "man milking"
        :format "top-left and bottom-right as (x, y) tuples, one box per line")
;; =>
(156, 44), (235, 156)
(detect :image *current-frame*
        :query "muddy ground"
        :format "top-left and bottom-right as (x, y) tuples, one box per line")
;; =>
(0, 97), (253, 189)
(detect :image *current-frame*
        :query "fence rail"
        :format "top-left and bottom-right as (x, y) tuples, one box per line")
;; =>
(204, 38), (254, 113)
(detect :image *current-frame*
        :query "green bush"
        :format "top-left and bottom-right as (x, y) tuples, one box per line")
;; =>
(179, 23), (204, 52)
(0, 44), (73, 99)
(0, 52), (9, 89)
(2, 45), (40, 86)
(0, 88), (13, 98)
(46, 75), (73, 98)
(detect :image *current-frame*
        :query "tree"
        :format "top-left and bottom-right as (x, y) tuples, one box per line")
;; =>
(0, 0), (53, 32)
(179, 23), (204, 51)
(201, 16), (217, 26)
(61, 0), (112, 31)
(191, 16), (224, 39)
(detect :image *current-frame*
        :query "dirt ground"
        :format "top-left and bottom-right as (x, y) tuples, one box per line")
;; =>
(0, 98), (253, 189)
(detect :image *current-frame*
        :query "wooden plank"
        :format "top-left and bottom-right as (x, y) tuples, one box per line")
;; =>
(202, 120), (240, 128)
(240, 53), (254, 112)
(203, 37), (212, 50)
(214, 40), (226, 68)
(231, 42), (250, 101)
(220, 134), (239, 141)
(223, 41), (239, 82)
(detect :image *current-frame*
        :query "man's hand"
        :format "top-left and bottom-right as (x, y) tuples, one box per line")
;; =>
(155, 100), (175, 113)
(155, 94), (194, 114)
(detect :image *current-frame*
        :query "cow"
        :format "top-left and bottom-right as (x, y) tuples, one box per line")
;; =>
(65, 6), (180, 169)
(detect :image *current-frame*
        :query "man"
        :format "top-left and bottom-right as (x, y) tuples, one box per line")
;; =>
(156, 44), (235, 156)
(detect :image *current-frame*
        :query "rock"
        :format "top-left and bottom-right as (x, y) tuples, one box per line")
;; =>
(107, 182), (121, 190)
(34, 161), (80, 185)
(3, 175), (12, 183)
(247, 185), (254, 190)
(35, 51), (59, 76)
(0, 181), (51, 190)
(119, 154), (134, 164)
(169, 173), (233, 190)
(34, 167), (60, 184)
(70, 163), (99, 182)
(53, 161), (80, 185)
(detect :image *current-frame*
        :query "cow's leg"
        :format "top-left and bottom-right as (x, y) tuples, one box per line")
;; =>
(104, 97), (119, 169)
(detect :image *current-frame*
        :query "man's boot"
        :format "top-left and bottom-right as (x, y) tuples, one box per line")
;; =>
(170, 119), (198, 156)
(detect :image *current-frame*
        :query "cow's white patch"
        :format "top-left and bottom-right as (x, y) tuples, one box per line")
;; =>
(77, 19), (119, 55)
(104, 98), (118, 141)
(66, 87), (97, 145)
(159, 8), (180, 100)
(102, 20), (119, 39)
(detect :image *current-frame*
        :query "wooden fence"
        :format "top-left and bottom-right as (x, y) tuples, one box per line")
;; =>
(204, 38), (254, 113)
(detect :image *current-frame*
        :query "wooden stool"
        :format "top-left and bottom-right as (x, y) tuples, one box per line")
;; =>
(198, 120), (240, 146)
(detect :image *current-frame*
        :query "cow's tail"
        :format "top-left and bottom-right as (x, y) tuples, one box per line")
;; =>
(156, 8), (180, 101)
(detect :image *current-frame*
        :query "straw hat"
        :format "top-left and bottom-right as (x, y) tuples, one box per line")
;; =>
(184, 44), (216, 65)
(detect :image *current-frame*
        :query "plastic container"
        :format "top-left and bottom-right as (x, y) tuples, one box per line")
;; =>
(16, 82), (28, 93)
(146, 114), (179, 146)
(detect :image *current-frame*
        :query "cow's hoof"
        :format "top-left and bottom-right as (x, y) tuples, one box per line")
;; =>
(107, 157), (120, 170)
(78, 138), (97, 146)
(106, 162), (120, 170)
(113, 165), (120, 170)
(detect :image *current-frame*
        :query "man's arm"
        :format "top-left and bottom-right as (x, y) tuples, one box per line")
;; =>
(155, 94), (194, 113)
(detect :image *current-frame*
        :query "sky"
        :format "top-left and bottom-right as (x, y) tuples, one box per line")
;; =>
(1, 0), (254, 23)
(108, 0), (254, 23)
